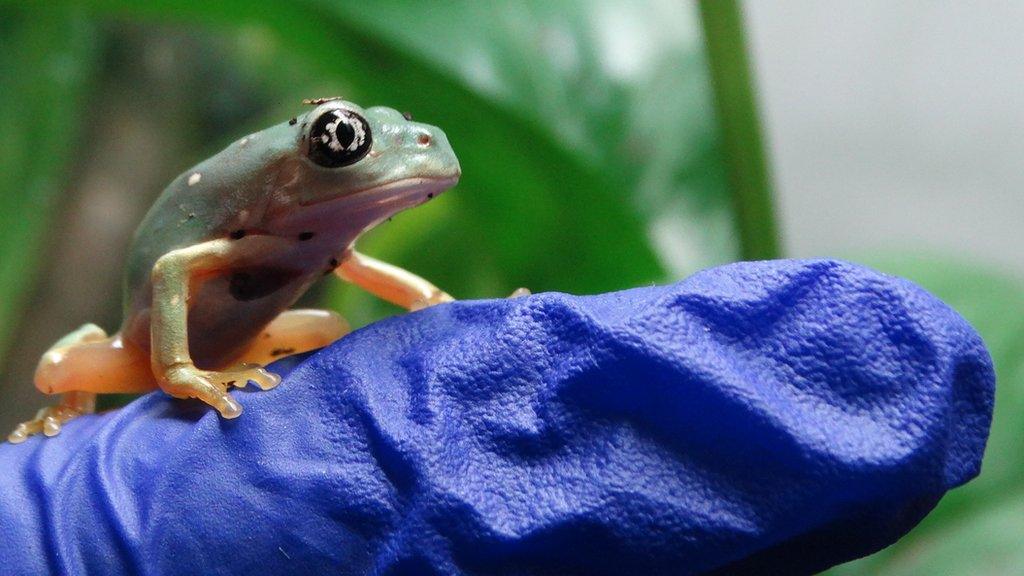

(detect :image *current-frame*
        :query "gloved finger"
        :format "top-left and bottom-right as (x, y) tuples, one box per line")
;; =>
(0, 259), (994, 576)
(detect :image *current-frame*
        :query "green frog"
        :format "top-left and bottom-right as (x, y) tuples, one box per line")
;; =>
(9, 98), (470, 443)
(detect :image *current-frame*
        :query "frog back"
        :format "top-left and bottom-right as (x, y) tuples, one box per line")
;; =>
(121, 125), (296, 320)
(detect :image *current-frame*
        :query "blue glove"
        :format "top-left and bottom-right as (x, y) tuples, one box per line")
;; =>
(0, 259), (994, 575)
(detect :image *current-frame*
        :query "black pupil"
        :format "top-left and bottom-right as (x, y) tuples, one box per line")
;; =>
(308, 109), (371, 168)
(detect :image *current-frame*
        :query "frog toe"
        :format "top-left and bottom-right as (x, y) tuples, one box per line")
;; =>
(238, 364), (280, 391)
(213, 393), (243, 419)
(221, 364), (280, 391)
(6, 398), (91, 444)
(43, 415), (62, 437)
(8, 423), (32, 444)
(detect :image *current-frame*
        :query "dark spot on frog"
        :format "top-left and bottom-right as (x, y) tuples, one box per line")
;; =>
(426, 193), (434, 199)
(402, 111), (414, 121)
(230, 229), (246, 240)
(187, 213), (195, 220)
(288, 117), (297, 126)
(270, 347), (296, 357)
(298, 231), (315, 241)
(229, 268), (301, 301)
(323, 257), (340, 276)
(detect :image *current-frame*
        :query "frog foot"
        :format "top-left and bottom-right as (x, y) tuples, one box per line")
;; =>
(509, 287), (531, 298)
(225, 363), (283, 391)
(161, 363), (280, 419)
(7, 402), (88, 444)
(410, 289), (455, 311)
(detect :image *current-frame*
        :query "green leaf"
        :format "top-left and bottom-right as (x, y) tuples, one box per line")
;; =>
(0, 8), (97, 369)
(827, 254), (1024, 574)
(697, 0), (781, 260)
(846, 489), (1024, 576)
(332, 0), (743, 275)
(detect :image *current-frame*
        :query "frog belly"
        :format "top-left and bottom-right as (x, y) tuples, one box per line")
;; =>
(188, 268), (315, 368)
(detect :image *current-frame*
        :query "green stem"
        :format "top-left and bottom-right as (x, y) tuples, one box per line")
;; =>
(698, 0), (782, 260)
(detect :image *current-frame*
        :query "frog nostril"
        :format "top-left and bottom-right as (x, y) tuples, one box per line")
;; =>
(402, 111), (414, 121)
(416, 133), (432, 147)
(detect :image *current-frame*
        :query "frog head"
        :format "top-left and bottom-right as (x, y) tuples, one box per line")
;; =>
(289, 99), (461, 212)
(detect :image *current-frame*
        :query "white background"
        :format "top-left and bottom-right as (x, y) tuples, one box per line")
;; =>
(745, 1), (1023, 280)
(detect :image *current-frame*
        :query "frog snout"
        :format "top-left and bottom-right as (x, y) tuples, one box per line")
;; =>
(406, 124), (450, 153)
(405, 124), (460, 179)
(410, 127), (434, 148)
(364, 106), (460, 178)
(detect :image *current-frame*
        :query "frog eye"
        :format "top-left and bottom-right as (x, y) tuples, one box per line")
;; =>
(307, 108), (372, 168)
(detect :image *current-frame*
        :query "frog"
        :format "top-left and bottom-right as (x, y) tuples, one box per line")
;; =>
(8, 97), (476, 443)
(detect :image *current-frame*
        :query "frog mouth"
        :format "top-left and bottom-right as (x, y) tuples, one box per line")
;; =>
(299, 175), (459, 209)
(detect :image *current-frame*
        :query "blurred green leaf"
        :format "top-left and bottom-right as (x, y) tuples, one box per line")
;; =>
(698, 0), (781, 260)
(828, 255), (1024, 574)
(842, 490), (1024, 576)
(335, 0), (742, 269)
(0, 8), (97, 369)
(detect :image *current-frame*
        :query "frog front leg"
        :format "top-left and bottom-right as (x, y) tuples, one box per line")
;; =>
(337, 250), (530, 309)
(150, 238), (285, 418)
(336, 250), (454, 311)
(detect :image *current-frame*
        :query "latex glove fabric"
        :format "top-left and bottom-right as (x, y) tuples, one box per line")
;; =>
(0, 259), (995, 575)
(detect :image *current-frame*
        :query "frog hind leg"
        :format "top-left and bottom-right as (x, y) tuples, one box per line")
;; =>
(230, 309), (349, 374)
(8, 324), (155, 444)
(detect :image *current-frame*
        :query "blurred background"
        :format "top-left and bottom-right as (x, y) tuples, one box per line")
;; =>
(0, 1), (1021, 573)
